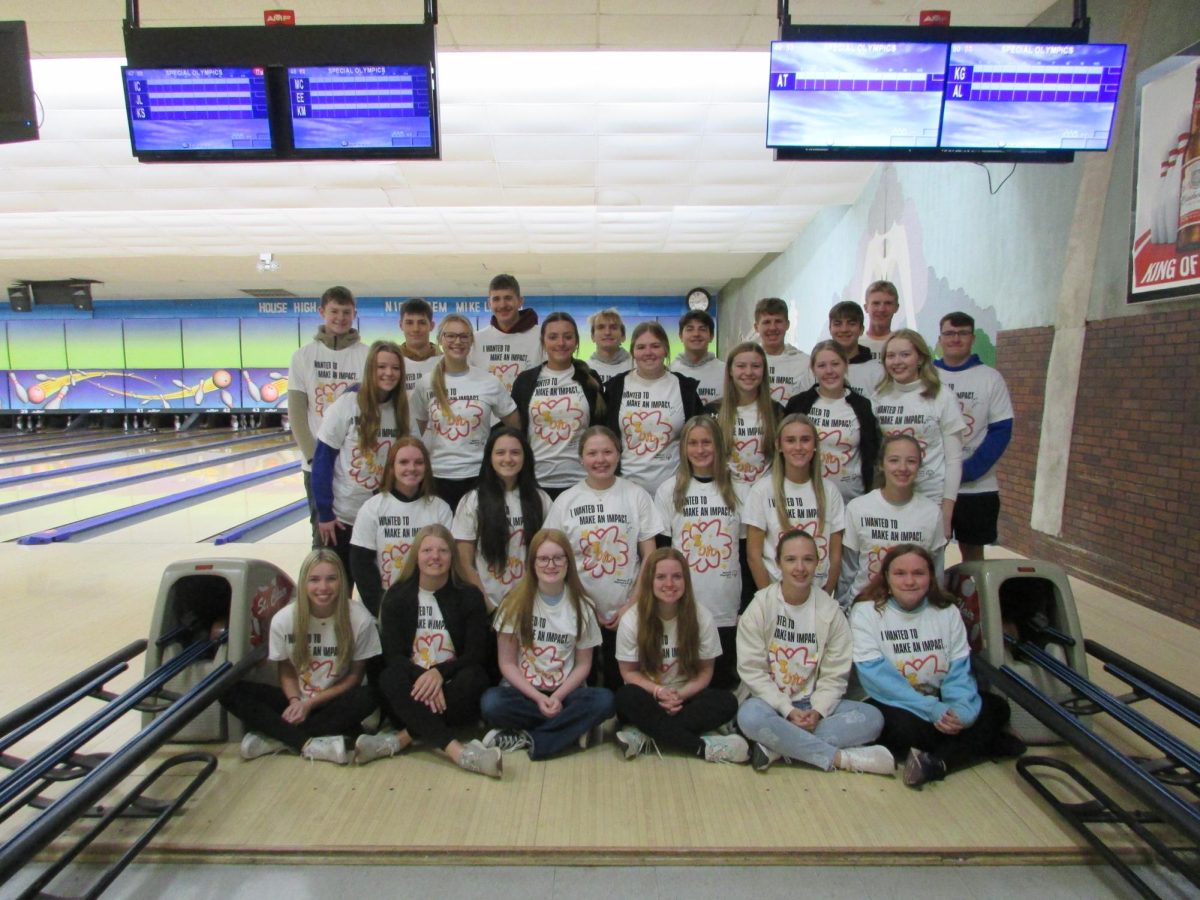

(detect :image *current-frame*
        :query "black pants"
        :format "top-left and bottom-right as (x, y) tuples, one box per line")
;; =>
(434, 476), (477, 515)
(303, 469), (320, 550)
(322, 518), (357, 595)
(377, 663), (489, 750)
(614, 684), (737, 756)
(869, 691), (1011, 774)
(220, 680), (377, 750)
(711, 625), (739, 691)
(738, 538), (757, 612)
(591, 625), (623, 691)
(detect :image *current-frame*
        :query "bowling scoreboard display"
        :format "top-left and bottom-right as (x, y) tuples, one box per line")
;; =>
(767, 29), (1126, 162)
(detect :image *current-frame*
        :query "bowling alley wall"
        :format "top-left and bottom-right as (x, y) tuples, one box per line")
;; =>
(0, 295), (687, 414)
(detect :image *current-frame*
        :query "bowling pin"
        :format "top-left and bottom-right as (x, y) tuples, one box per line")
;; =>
(8, 373), (29, 404)
(194, 382), (206, 405)
(220, 389), (235, 409)
(46, 384), (68, 410)
(242, 371), (262, 403)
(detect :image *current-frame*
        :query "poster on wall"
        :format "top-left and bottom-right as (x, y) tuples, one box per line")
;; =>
(1129, 40), (1200, 303)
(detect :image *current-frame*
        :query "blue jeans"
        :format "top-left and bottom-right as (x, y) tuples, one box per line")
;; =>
(737, 697), (884, 771)
(480, 684), (615, 760)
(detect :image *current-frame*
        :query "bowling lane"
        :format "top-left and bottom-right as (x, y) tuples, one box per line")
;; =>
(86, 469), (307, 544)
(256, 516), (316, 545)
(0, 428), (258, 472)
(0, 433), (292, 501)
(0, 446), (300, 542)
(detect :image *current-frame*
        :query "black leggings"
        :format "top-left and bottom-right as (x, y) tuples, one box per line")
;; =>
(376, 663), (489, 750)
(614, 684), (737, 756)
(869, 691), (1011, 774)
(219, 680), (377, 750)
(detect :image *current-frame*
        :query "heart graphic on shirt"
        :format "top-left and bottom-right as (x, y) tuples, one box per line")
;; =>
(621, 410), (671, 456)
(818, 428), (851, 478)
(521, 643), (564, 689)
(435, 399), (484, 439)
(956, 400), (976, 442)
(414, 632), (452, 668)
(898, 654), (948, 690)
(769, 383), (786, 402)
(381, 541), (412, 589)
(777, 525), (828, 564)
(314, 381), (349, 416)
(866, 546), (888, 578)
(887, 426), (928, 453)
(532, 395), (584, 446)
(580, 525), (629, 576)
(770, 642), (816, 686)
(491, 363), (520, 390)
(302, 659), (337, 695)
(348, 446), (384, 489)
(682, 519), (733, 574)
(490, 529), (525, 585)
(732, 437), (766, 481)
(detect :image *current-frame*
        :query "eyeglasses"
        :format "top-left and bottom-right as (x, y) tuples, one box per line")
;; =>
(440, 332), (472, 344)
(940, 329), (973, 338)
(534, 554), (568, 567)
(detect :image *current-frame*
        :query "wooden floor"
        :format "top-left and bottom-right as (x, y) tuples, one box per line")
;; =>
(1, 429), (1196, 867)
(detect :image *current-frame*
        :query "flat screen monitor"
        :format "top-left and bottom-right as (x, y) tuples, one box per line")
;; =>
(0, 21), (38, 144)
(285, 64), (438, 158)
(941, 42), (1127, 151)
(121, 66), (275, 160)
(767, 41), (949, 150)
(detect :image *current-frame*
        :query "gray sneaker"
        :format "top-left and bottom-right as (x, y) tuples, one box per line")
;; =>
(240, 732), (287, 760)
(702, 734), (750, 764)
(615, 727), (650, 760)
(354, 730), (403, 764)
(458, 739), (503, 778)
(751, 741), (781, 772)
(301, 735), (349, 765)
(483, 728), (532, 753)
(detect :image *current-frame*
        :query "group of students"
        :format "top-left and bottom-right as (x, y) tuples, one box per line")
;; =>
(221, 276), (1021, 787)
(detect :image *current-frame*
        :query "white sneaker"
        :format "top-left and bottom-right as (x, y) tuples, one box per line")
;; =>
(615, 727), (650, 760)
(458, 739), (503, 778)
(239, 732), (287, 760)
(301, 735), (349, 765)
(354, 730), (403, 764)
(836, 744), (896, 776)
(751, 741), (781, 772)
(702, 734), (750, 764)
(482, 728), (532, 753)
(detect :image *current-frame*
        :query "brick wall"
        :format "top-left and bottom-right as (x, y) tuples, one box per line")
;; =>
(995, 310), (1200, 627)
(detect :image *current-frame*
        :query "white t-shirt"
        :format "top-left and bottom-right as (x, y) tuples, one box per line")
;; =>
(526, 365), (590, 489)
(851, 599), (970, 697)
(350, 492), (454, 592)
(413, 589), (456, 668)
(288, 338), (369, 472)
(654, 476), (742, 627)
(765, 348), (814, 404)
(872, 382), (968, 504)
(806, 393), (864, 502)
(452, 487), (552, 610)
(402, 352), (440, 397)
(937, 363), (1013, 494)
(670, 355), (725, 406)
(616, 603), (722, 689)
(268, 600), (381, 697)
(544, 478), (663, 623)
(410, 366), (518, 480)
(496, 591), (602, 691)
(847, 357), (885, 399)
(588, 352), (632, 386)
(316, 392), (410, 524)
(841, 489), (946, 603)
(728, 402), (774, 507)
(859, 334), (890, 361)
(743, 476), (846, 585)
(469, 326), (543, 392)
(615, 371), (687, 491)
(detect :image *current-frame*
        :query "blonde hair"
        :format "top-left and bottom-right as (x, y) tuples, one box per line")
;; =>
(494, 529), (594, 650)
(809, 340), (851, 390)
(772, 414), (827, 536)
(431, 314), (474, 420)
(876, 329), (941, 399)
(291, 549), (353, 675)
(357, 341), (410, 463)
(716, 341), (776, 466)
(632, 548), (700, 682)
(672, 416), (737, 514)
(393, 524), (470, 591)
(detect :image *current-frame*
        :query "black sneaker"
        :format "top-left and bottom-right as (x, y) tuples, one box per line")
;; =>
(992, 732), (1027, 759)
(751, 742), (780, 773)
(902, 748), (946, 787)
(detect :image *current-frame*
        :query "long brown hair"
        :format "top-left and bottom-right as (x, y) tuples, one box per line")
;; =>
(854, 543), (953, 611)
(875, 432), (923, 493)
(672, 416), (737, 513)
(877, 329), (941, 399)
(633, 548), (701, 682)
(431, 314), (473, 420)
(716, 341), (777, 466)
(291, 549), (353, 675)
(772, 413), (827, 535)
(541, 311), (606, 418)
(357, 340), (410, 460)
(494, 528), (594, 650)
(379, 435), (436, 498)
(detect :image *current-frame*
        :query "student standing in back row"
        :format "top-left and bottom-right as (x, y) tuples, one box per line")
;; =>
(398, 297), (441, 397)
(586, 309), (633, 386)
(469, 273), (544, 393)
(933, 312), (1014, 563)
(670, 310), (725, 405)
(859, 280), (900, 361)
(288, 286), (369, 548)
(753, 298), (812, 404)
